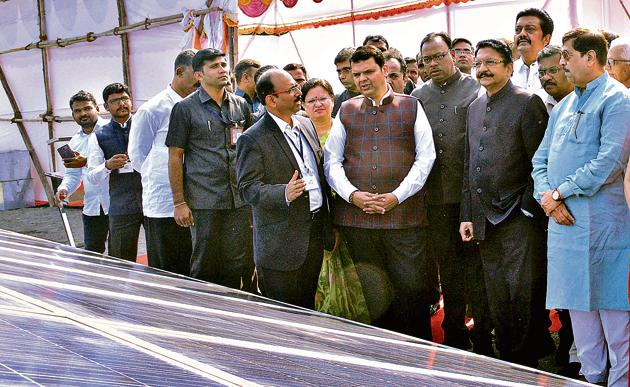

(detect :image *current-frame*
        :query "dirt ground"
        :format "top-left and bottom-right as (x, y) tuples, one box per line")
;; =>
(0, 205), (146, 256)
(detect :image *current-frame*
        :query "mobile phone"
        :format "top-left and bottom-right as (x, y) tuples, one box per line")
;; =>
(57, 144), (75, 159)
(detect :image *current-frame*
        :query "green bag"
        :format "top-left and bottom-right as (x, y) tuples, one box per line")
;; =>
(315, 240), (371, 324)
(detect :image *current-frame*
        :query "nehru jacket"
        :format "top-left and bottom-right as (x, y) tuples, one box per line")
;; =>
(461, 81), (548, 240)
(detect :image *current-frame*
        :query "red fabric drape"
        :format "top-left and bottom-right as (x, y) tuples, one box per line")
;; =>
(239, 0), (472, 36)
(238, 0), (274, 18)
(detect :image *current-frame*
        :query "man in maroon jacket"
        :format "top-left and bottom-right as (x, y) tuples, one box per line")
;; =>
(324, 45), (436, 339)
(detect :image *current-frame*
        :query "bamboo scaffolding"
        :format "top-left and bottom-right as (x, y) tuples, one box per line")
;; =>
(0, 63), (55, 205)
(37, 0), (57, 174)
(116, 0), (132, 90)
(0, 4), (227, 205)
(0, 8), (219, 56)
(0, 114), (108, 123)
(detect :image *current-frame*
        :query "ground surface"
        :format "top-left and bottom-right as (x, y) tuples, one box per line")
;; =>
(0, 205), (146, 256)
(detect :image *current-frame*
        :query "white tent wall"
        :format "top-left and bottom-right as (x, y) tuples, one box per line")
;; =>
(0, 0), (628, 205)
(238, 0), (630, 94)
(0, 0), (217, 205)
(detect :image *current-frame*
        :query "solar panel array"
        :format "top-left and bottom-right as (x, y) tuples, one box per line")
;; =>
(0, 229), (586, 386)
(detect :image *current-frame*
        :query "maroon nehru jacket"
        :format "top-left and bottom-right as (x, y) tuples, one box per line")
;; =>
(335, 93), (427, 229)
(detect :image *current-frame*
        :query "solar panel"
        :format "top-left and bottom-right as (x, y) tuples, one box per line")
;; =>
(0, 229), (586, 386)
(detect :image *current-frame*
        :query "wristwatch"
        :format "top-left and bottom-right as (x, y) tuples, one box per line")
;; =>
(551, 189), (562, 201)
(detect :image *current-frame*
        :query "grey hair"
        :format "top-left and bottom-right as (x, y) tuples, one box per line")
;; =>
(537, 44), (563, 62)
(610, 37), (630, 60)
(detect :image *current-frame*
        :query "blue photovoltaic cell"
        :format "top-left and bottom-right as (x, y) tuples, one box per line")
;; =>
(0, 229), (585, 386)
(0, 312), (219, 386)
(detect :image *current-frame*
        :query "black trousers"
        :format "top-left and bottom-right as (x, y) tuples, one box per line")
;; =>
(341, 226), (433, 340)
(190, 207), (255, 291)
(478, 211), (552, 365)
(257, 212), (324, 309)
(109, 213), (145, 262)
(427, 204), (492, 350)
(144, 217), (191, 276)
(82, 207), (109, 253)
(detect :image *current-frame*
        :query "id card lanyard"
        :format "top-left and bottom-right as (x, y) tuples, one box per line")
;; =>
(203, 102), (243, 146)
(284, 128), (319, 193)
(283, 129), (310, 173)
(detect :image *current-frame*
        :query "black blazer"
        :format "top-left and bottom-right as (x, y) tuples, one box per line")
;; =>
(236, 112), (334, 271)
(461, 82), (548, 240)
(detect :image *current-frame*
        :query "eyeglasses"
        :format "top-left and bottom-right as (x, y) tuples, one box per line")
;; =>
(606, 58), (630, 67)
(305, 96), (332, 105)
(537, 66), (563, 78)
(560, 49), (574, 61)
(452, 48), (473, 56)
(421, 51), (450, 65)
(271, 84), (301, 96)
(107, 96), (130, 104)
(471, 59), (504, 68)
(336, 67), (352, 75)
(561, 49), (593, 61)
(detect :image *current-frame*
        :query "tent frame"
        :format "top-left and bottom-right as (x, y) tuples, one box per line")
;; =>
(0, 4), (236, 206)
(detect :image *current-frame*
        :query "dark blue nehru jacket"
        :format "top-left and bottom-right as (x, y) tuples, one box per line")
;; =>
(95, 119), (143, 216)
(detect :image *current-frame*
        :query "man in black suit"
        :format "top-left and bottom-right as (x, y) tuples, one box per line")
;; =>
(236, 69), (334, 309)
(459, 39), (553, 367)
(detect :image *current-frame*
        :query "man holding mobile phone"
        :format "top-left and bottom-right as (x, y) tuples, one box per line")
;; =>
(55, 90), (110, 253)
(87, 83), (144, 262)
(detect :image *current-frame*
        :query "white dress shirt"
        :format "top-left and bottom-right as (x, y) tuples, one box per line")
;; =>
(324, 88), (436, 204)
(86, 117), (131, 186)
(268, 112), (323, 212)
(128, 86), (183, 218)
(57, 120), (110, 216)
(544, 93), (560, 115)
(511, 58), (549, 101)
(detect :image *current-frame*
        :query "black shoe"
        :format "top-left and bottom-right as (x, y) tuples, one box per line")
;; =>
(557, 362), (581, 379)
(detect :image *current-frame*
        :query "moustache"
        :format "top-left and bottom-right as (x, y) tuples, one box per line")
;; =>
(477, 72), (493, 79)
(517, 37), (531, 45)
(543, 80), (556, 88)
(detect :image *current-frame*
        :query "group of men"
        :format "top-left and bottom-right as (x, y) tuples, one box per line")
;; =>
(55, 6), (629, 386)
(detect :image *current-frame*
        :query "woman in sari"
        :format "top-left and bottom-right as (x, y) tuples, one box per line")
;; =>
(302, 78), (369, 323)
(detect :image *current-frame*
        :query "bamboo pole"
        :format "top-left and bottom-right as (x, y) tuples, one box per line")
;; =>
(116, 0), (132, 90)
(0, 111), (115, 123)
(0, 114), (109, 123)
(0, 63), (55, 205)
(0, 8), (219, 56)
(37, 0), (57, 173)
(227, 25), (237, 70)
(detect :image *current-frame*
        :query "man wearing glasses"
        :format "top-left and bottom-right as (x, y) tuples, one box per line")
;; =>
(606, 37), (630, 88)
(535, 44), (580, 376)
(412, 32), (492, 354)
(536, 45), (574, 115)
(451, 38), (475, 75)
(87, 83), (143, 261)
(460, 39), (552, 367)
(166, 48), (255, 291)
(325, 45), (436, 339)
(532, 28), (630, 387)
(236, 69), (334, 308)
